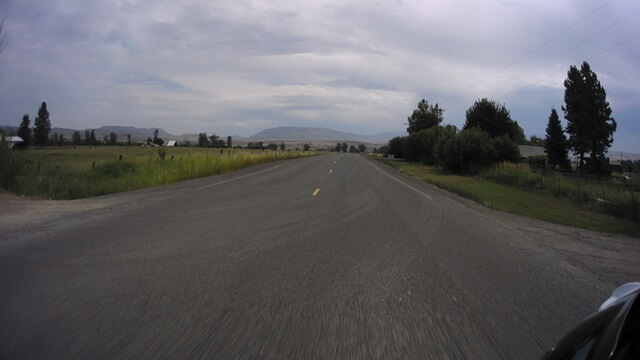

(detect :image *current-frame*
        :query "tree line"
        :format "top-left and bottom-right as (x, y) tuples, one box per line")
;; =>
(387, 61), (616, 175)
(331, 143), (367, 153)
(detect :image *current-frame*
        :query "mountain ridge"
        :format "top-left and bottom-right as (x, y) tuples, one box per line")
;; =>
(248, 126), (385, 143)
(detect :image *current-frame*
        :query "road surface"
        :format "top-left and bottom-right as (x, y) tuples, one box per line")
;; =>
(1, 154), (639, 359)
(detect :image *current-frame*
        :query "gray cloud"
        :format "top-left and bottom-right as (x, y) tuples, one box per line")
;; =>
(0, 0), (638, 150)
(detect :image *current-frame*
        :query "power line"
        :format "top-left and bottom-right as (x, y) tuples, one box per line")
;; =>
(499, 0), (615, 71)
(508, 6), (640, 85)
(499, 31), (640, 99)
(456, 0), (615, 99)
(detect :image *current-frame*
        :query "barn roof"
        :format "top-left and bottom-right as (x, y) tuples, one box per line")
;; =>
(518, 145), (546, 157)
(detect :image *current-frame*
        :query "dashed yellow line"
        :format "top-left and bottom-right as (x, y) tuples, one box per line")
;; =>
(329, 169), (333, 174)
(312, 188), (320, 196)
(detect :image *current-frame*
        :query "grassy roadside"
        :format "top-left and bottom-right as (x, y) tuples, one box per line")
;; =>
(0, 146), (320, 200)
(377, 159), (639, 237)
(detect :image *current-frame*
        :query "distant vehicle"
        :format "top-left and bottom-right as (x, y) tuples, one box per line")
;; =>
(541, 282), (639, 360)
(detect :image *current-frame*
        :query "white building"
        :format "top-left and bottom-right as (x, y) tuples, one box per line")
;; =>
(3, 136), (24, 149)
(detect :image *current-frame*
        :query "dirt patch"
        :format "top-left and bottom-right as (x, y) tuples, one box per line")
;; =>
(0, 193), (109, 237)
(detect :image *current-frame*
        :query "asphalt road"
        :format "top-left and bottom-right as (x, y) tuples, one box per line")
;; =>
(1, 154), (639, 359)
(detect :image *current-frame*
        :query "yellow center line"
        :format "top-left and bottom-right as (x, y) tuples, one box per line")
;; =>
(329, 169), (333, 174)
(312, 188), (320, 196)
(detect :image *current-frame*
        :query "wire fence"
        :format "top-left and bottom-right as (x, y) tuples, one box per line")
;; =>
(482, 162), (639, 224)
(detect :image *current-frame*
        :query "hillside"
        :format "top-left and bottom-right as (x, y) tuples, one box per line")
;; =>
(249, 126), (381, 143)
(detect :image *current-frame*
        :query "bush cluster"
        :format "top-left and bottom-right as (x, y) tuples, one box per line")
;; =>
(387, 126), (521, 174)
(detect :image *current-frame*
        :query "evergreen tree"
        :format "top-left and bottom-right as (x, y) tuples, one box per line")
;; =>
(90, 129), (97, 145)
(72, 131), (82, 145)
(84, 130), (91, 145)
(209, 134), (219, 147)
(227, 136), (232, 148)
(407, 99), (444, 134)
(198, 133), (209, 147)
(33, 102), (51, 146)
(544, 108), (570, 169)
(18, 114), (31, 146)
(563, 61), (616, 174)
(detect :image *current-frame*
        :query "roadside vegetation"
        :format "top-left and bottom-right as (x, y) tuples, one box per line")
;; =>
(0, 146), (316, 199)
(2, 98), (324, 199)
(380, 61), (638, 236)
(379, 160), (639, 237)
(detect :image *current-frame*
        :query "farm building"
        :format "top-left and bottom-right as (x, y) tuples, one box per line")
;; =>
(608, 159), (623, 173)
(518, 145), (545, 158)
(3, 136), (24, 149)
(166, 140), (176, 147)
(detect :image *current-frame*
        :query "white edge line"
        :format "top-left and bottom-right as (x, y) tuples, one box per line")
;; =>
(198, 162), (290, 190)
(362, 158), (433, 200)
(363, 159), (530, 237)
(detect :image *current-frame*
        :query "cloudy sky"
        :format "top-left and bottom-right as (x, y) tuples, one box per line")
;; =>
(0, 0), (638, 151)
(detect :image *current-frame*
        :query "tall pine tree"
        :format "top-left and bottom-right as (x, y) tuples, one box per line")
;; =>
(544, 108), (570, 169)
(33, 102), (51, 146)
(562, 62), (616, 174)
(18, 114), (32, 146)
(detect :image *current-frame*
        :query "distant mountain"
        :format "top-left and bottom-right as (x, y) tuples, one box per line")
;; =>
(608, 151), (640, 162)
(367, 131), (406, 142)
(0, 126), (18, 133)
(249, 126), (383, 143)
(97, 126), (173, 138)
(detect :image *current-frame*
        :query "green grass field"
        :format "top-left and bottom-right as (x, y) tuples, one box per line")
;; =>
(378, 159), (640, 237)
(0, 146), (318, 199)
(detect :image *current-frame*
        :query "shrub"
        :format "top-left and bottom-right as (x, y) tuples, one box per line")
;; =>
(491, 135), (521, 164)
(387, 136), (408, 158)
(444, 128), (493, 174)
(433, 125), (458, 168)
(525, 155), (548, 171)
(157, 148), (167, 160)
